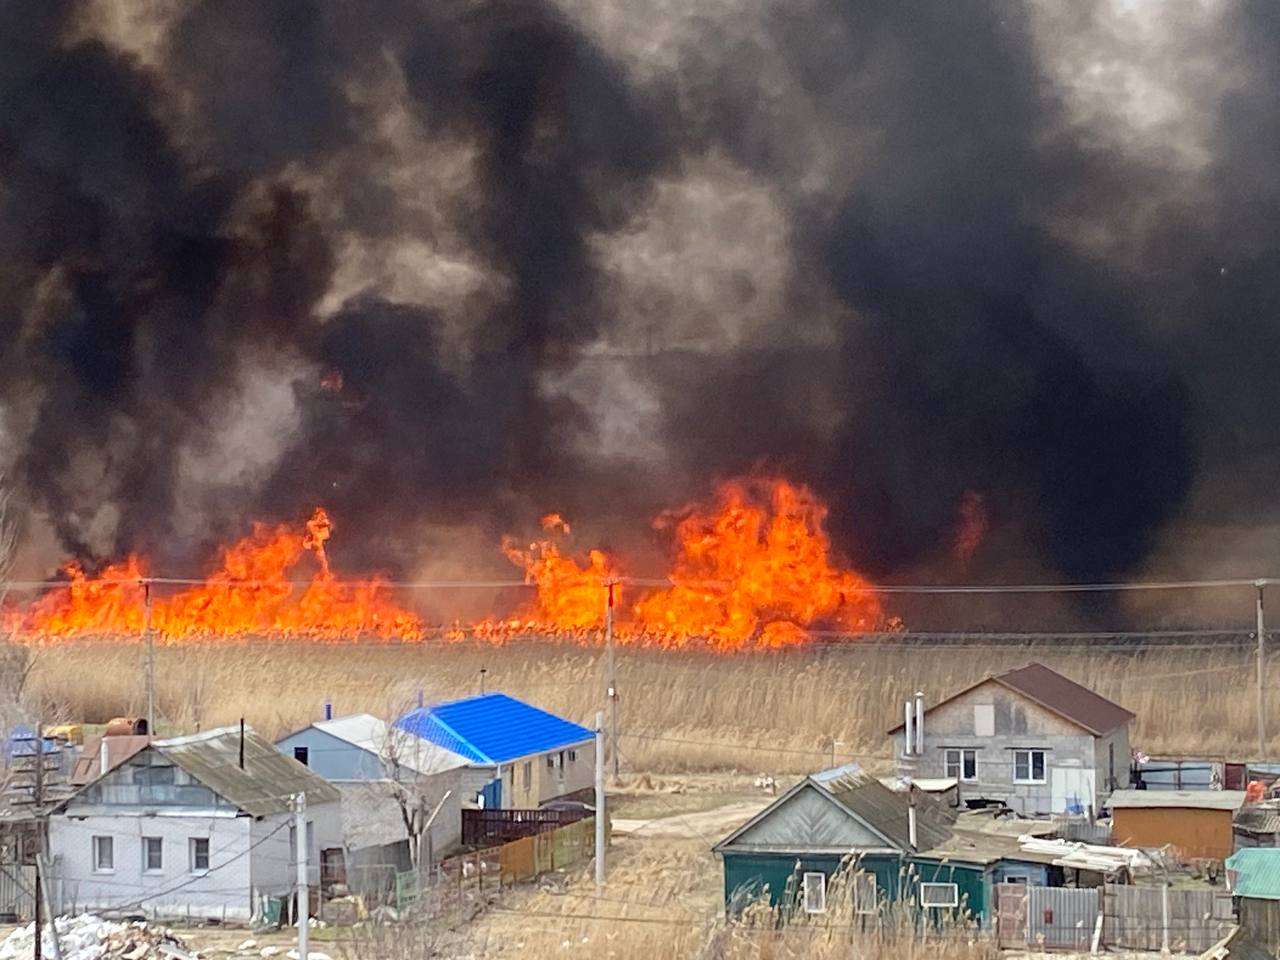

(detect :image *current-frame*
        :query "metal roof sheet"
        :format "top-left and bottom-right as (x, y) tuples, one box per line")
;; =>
(155, 726), (340, 816)
(395, 693), (594, 765)
(1109, 789), (1246, 811)
(1235, 804), (1280, 835)
(70, 735), (150, 785)
(304, 714), (469, 775)
(1227, 848), (1280, 900)
(820, 767), (954, 852)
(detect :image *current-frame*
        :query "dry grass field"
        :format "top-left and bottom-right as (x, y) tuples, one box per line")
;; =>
(21, 638), (1275, 770)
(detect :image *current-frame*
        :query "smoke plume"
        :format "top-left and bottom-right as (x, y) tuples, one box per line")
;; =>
(2, 0), (1278, 587)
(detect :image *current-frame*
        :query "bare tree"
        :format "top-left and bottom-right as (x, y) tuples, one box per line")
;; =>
(379, 717), (456, 871)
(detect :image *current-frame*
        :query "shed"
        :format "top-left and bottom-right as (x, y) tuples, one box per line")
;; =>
(1109, 789), (1245, 861)
(1236, 803), (1280, 849)
(1226, 848), (1280, 954)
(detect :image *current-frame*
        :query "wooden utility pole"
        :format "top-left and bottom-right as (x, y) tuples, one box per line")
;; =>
(143, 580), (155, 736)
(33, 720), (42, 960)
(594, 712), (605, 888)
(1258, 583), (1267, 758)
(295, 793), (308, 960)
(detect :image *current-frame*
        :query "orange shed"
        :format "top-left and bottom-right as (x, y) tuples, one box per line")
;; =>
(1109, 789), (1246, 861)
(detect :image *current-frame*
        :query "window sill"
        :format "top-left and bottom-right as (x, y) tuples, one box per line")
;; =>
(1012, 780), (1047, 786)
(92, 869), (115, 875)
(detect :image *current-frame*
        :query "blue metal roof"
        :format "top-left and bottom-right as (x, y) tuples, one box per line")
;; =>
(1228, 848), (1280, 900)
(395, 693), (594, 765)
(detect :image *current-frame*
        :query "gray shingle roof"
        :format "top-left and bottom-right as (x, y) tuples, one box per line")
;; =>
(819, 767), (954, 852)
(155, 726), (339, 816)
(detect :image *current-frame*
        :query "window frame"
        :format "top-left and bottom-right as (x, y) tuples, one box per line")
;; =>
(522, 761), (532, 790)
(189, 837), (210, 874)
(853, 871), (878, 915)
(142, 835), (163, 873)
(92, 835), (114, 874)
(293, 746), (309, 766)
(567, 748), (577, 763)
(802, 871), (827, 914)
(1013, 749), (1047, 784)
(919, 882), (959, 908)
(943, 748), (978, 782)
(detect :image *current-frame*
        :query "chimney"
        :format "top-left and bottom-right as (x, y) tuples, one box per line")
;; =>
(239, 718), (245, 770)
(99, 737), (109, 776)
(914, 691), (925, 755)
(908, 800), (918, 850)
(904, 700), (914, 756)
(324, 701), (332, 721)
(417, 689), (424, 709)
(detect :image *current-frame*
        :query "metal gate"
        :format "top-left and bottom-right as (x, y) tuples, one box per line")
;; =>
(1026, 886), (1099, 951)
(0, 864), (36, 921)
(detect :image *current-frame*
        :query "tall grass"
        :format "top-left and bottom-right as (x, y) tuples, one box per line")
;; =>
(24, 639), (1271, 771)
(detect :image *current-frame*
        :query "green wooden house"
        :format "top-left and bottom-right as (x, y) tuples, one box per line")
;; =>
(714, 763), (1052, 926)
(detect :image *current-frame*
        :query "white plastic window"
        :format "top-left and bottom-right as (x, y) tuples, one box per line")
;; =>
(802, 872), (827, 914)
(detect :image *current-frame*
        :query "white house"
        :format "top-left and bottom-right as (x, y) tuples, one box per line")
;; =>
(274, 713), (467, 863)
(50, 726), (342, 922)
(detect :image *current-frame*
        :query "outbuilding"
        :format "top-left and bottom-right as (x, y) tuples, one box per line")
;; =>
(1226, 847), (1280, 954)
(1109, 789), (1246, 861)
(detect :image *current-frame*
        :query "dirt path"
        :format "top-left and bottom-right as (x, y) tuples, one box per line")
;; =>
(611, 797), (772, 840)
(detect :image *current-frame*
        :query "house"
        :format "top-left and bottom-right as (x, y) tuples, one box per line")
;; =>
(713, 763), (1055, 927)
(1226, 847), (1280, 953)
(889, 662), (1134, 816)
(1236, 803), (1280, 849)
(396, 693), (594, 809)
(274, 712), (469, 783)
(49, 726), (342, 921)
(1109, 789), (1246, 861)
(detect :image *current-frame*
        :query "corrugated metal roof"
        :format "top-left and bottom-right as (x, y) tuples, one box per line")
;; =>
(1236, 804), (1280, 835)
(395, 693), (594, 765)
(306, 714), (468, 775)
(70, 735), (149, 785)
(1227, 848), (1280, 900)
(155, 726), (340, 817)
(819, 766), (953, 852)
(1109, 789), (1246, 811)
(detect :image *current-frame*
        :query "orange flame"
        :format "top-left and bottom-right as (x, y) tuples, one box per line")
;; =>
(7, 477), (897, 649)
(9, 508), (421, 643)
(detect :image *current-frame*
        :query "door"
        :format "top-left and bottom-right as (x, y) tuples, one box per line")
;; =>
(1051, 764), (1096, 814)
(481, 777), (502, 810)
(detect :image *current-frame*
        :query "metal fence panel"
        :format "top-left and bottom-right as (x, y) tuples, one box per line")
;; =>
(1026, 886), (1098, 952)
(0, 864), (35, 921)
(995, 884), (1028, 950)
(1103, 884), (1234, 953)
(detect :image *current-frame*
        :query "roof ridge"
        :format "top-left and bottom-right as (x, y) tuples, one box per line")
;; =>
(426, 710), (494, 765)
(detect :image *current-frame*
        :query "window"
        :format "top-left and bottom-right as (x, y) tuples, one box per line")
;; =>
(568, 749), (577, 763)
(293, 746), (309, 766)
(973, 704), (995, 737)
(944, 748), (978, 782)
(802, 872), (827, 914)
(522, 762), (531, 790)
(546, 754), (556, 769)
(919, 882), (959, 908)
(853, 872), (878, 915)
(1001, 875), (1029, 885)
(92, 836), (114, 873)
(143, 836), (163, 872)
(189, 837), (210, 873)
(1014, 749), (1046, 784)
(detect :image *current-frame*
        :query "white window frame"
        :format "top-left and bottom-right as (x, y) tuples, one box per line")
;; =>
(142, 835), (163, 873)
(189, 837), (210, 874)
(1013, 749), (1047, 784)
(853, 871), (878, 915)
(944, 748), (978, 782)
(802, 871), (827, 914)
(919, 882), (959, 908)
(92, 835), (114, 873)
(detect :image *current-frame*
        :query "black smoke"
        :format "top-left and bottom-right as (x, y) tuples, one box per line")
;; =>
(0, 0), (1277, 587)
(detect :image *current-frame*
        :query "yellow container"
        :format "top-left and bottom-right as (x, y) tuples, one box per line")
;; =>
(45, 724), (83, 744)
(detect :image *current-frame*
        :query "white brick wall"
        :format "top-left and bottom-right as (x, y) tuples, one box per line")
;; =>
(50, 813), (253, 921)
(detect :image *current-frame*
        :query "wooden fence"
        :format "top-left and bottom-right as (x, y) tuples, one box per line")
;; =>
(407, 817), (600, 921)
(0, 864), (35, 921)
(462, 807), (589, 846)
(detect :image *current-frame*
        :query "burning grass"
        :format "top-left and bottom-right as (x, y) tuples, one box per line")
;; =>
(24, 639), (1274, 767)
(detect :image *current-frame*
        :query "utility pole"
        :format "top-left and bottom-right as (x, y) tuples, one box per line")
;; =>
(604, 581), (618, 779)
(33, 720), (42, 960)
(1258, 583), (1267, 758)
(295, 793), (308, 960)
(594, 711), (605, 888)
(142, 579), (154, 737)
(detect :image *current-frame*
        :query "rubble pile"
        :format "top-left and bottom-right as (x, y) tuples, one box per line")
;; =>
(0, 917), (195, 960)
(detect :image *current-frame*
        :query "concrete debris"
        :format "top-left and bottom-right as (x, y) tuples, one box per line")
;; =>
(0, 917), (195, 960)
(234, 942), (255, 953)
(257, 948), (279, 958)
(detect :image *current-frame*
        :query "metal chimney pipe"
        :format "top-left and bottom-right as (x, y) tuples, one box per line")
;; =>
(324, 701), (332, 721)
(99, 737), (109, 776)
(239, 718), (245, 770)
(908, 801), (918, 849)
(915, 691), (925, 755)
(904, 701), (914, 756)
